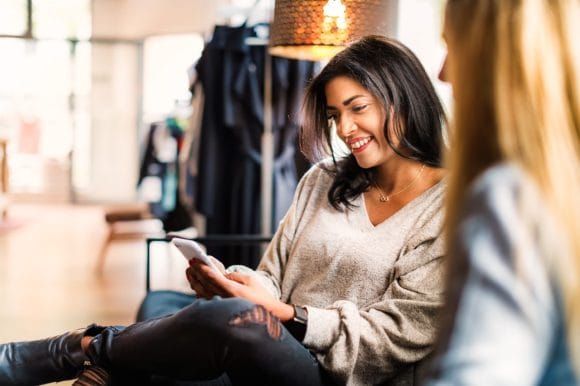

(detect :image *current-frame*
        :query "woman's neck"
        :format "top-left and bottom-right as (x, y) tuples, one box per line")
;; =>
(373, 158), (446, 198)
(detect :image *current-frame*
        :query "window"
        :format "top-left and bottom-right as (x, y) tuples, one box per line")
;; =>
(0, 0), (28, 36)
(142, 34), (204, 121)
(33, 0), (91, 39)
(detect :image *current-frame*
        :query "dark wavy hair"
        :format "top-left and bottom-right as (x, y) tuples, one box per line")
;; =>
(300, 35), (446, 210)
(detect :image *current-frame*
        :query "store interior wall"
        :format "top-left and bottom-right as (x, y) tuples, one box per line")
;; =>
(84, 42), (141, 202)
(91, 0), (225, 40)
(78, 0), (232, 203)
(0, 0), (447, 206)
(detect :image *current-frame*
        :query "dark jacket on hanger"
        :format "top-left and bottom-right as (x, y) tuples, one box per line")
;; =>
(193, 24), (318, 268)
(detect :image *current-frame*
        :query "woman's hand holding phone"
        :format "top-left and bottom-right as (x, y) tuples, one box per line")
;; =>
(219, 272), (294, 321)
(187, 263), (293, 321)
(174, 237), (292, 319)
(186, 260), (228, 298)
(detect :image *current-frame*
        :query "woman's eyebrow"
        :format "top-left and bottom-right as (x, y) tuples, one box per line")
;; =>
(327, 95), (365, 109)
(342, 95), (364, 106)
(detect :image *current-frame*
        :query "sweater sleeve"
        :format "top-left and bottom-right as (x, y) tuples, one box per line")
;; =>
(224, 208), (295, 299)
(424, 165), (570, 385)
(303, 230), (445, 384)
(252, 165), (317, 299)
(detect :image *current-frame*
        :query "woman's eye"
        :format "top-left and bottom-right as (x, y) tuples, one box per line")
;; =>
(352, 104), (368, 113)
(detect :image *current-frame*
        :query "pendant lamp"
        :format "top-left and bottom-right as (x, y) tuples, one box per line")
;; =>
(269, 0), (392, 61)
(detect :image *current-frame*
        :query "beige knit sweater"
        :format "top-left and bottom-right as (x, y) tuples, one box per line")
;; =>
(235, 164), (446, 385)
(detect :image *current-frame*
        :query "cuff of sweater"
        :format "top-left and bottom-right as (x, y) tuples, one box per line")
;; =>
(226, 265), (280, 298)
(225, 264), (254, 275)
(302, 307), (341, 351)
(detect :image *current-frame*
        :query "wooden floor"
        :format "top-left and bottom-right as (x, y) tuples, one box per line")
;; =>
(0, 202), (191, 384)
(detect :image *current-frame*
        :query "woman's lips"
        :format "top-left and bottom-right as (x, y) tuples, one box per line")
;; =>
(350, 137), (373, 153)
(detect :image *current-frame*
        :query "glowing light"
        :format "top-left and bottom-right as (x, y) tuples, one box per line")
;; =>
(324, 0), (346, 18)
(269, 0), (390, 61)
(322, 0), (347, 43)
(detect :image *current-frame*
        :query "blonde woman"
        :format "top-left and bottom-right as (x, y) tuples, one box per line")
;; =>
(425, 0), (579, 384)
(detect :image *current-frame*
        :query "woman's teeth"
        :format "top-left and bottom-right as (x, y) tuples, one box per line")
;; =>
(351, 137), (371, 150)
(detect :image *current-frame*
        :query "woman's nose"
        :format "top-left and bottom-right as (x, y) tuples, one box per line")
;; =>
(337, 116), (356, 138)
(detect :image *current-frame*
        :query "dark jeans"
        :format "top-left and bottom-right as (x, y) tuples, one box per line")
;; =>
(88, 296), (327, 386)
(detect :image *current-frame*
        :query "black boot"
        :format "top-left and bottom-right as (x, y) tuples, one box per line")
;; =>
(0, 324), (105, 386)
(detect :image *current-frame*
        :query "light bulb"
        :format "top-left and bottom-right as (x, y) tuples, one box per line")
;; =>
(323, 0), (346, 18)
(322, 0), (348, 41)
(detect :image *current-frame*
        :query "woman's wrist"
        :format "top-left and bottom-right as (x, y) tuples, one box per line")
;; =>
(282, 304), (308, 341)
(274, 302), (295, 322)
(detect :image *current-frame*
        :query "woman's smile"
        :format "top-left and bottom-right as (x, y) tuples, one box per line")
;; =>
(349, 136), (373, 153)
(325, 75), (390, 169)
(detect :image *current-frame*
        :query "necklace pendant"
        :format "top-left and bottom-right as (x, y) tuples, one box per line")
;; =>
(379, 195), (388, 202)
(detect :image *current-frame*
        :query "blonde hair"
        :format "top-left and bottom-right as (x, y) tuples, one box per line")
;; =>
(444, 0), (580, 367)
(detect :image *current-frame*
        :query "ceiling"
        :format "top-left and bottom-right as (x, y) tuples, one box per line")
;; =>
(91, 0), (273, 40)
(3, 1), (417, 45)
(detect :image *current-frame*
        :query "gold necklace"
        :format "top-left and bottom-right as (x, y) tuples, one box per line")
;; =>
(375, 164), (426, 202)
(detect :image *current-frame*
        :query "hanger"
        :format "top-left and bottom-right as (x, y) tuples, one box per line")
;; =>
(246, 22), (269, 46)
(217, 0), (271, 27)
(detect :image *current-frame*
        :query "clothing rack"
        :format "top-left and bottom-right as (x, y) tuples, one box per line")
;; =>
(260, 39), (274, 237)
(194, 9), (317, 259)
(217, 2), (275, 236)
(244, 4), (274, 236)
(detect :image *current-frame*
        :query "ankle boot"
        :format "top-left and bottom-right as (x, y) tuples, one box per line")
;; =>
(0, 324), (105, 386)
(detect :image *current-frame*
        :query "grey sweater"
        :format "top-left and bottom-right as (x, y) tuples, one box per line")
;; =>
(234, 164), (446, 385)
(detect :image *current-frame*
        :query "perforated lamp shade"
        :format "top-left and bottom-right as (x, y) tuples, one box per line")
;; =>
(269, 0), (392, 61)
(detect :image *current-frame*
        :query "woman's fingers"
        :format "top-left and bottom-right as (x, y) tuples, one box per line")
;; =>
(186, 266), (205, 296)
(188, 261), (231, 298)
(226, 272), (250, 285)
(186, 260), (265, 301)
(186, 264), (215, 298)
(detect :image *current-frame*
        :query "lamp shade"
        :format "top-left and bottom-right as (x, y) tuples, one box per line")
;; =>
(269, 0), (392, 61)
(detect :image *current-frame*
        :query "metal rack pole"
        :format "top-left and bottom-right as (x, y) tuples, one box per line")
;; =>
(261, 48), (273, 236)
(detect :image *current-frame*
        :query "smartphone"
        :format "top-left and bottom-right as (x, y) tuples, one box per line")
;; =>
(171, 238), (224, 276)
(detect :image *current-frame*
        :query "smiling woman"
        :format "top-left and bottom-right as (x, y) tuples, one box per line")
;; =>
(324, 76), (388, 168)
(302, 35), (446, 224)
(0, 35), (448, 386)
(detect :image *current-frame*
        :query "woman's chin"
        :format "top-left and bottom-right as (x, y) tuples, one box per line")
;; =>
(353, 156), (378, 170)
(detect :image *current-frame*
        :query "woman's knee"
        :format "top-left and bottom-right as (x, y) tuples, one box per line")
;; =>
(174, 297), (282, 346)
(173, 297), (257, 332)
(227, 303), (284, 342)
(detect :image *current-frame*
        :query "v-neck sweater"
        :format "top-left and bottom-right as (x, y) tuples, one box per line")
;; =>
(251, 162), (446, 385)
